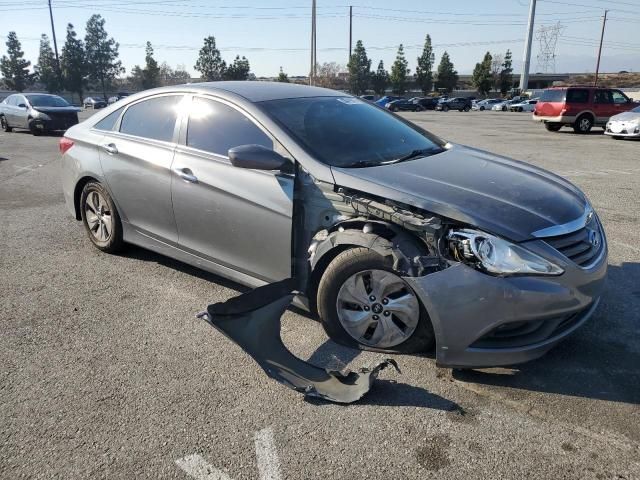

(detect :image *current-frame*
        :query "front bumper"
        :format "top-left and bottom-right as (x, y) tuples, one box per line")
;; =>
(605, 122), (640, 137)
(30, 115), (79, 131)
(404, 238), (607, 368)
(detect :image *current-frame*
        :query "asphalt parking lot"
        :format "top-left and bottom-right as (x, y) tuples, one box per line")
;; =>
(1, 109), (639, 479)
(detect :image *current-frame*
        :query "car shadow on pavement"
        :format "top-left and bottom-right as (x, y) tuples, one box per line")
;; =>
(453, 262), (640, 405)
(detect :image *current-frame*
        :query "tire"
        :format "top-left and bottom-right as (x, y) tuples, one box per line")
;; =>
(612, 135), (623, 140)
(502, 106), (507, 111)
(0, 115), (11, 132)
(442, 105), (449, 112)
(479, 106), (485, 111)
(518, 107), (523, 112)
(316, 247), (435, 354)
(463, 105), (470, 112)
(545, 123), (562, 132)
(573, 114), (593, 134)
(80, 182), (124, 253)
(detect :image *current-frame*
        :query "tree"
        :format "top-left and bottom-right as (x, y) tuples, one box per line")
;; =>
(276, 67), (289, 83)
(390, 44), (410, 94)
(490, 53), (504, 92)
(141, 42), (160, 89)
(499, 49), (514, 95)
(415, 34), (434, 95)
(347, 40), (371, 95)
(85, 14), (123, 100)
(315, 62), (346, 89)
(60, 24), (87, 102)
(127, 65), (144, 90)
(371, 60), (388, 95)
(472, 51), (493, 96)
(0, 32), (35, 92)
(194, 36), (226, 81)
(224, 55), (250, 80)
(435, 51), (458, 93)
(35, 34), (60, 93)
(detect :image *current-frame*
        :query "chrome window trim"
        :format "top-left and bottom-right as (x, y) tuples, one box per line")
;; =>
(531, 206), (592, 238)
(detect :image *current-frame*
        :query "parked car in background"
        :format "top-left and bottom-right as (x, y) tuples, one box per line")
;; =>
(492, 99), (519, 111)
(83, 97), (107, 109)
(605, 105), (640, 140)
(385, 99), (424, 112)
(108, 92), (131, 105)
(59, 82), (606, 367)
(412, 97), (439, 110)
(0, 93), (80, 135)
(375, 95), (404, 107)
(534, 86), (640, 133)
(435, 97), (472, 112)
(472, 99), (503, 111)
(510, 99), (538, 112)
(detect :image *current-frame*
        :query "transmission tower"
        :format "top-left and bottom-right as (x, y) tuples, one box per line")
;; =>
(535, 22), (564, 73)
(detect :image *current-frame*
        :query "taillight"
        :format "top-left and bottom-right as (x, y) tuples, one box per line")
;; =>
(59, 137), (74, 155)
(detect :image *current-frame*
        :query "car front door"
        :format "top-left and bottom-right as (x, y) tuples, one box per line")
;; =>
(171, 95), (293, 283)
(611, 90), (633, 115)
(12, 95), (29, 128)
(98, 94), (183, 244)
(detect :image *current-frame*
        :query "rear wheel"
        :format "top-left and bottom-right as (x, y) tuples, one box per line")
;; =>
(0, 115), (11, 132)
(442, 105), (449, 112)
(463, 105), (470, 112)
(80, 182), (124, 253)
(573, 114), (593, 134)
(479, 106), (485, 111)
(317, 247), (435, 353)
(545, 122), (562, 132)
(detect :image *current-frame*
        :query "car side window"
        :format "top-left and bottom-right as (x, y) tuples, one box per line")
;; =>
(611, 90), (629, 104)
(119, 95), (182, 142)
(594, 90), (612, 104)
(94, 106), (125, 131)
(566, 89), (589, 103)
(187, 96), (273, 157)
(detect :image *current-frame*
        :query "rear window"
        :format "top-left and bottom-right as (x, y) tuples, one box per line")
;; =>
(120, 95), (182, 142)
(540, 89), (565, 103)
(94, 107), (124, 131)
(566, 89), (590, 104)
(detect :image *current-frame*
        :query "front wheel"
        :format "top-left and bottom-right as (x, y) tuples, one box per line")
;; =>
(317, 247), (435, 353)
(463, 106), (470, 112)
(612, 135), (624, 140)
(0, 115), (12, 132)
(442, 105), (449, 112)
(80, 182), (124, 253)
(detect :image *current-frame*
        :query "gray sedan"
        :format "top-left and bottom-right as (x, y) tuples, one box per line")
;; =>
(59, 82), (607, 368)
(1, 93), (79, 135)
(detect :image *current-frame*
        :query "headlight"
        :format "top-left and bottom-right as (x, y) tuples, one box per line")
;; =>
(33, 110), (51, 120)
(448, 228), (564, 276)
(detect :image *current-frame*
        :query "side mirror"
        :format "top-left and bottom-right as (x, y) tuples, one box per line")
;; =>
(228, 144), (289, 171)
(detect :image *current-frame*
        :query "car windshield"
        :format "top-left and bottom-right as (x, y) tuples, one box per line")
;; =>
(26, 95), (70, 107)
(259, 96), (445, 168)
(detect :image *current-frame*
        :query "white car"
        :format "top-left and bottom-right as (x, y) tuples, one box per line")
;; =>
(509, 99), (538, 112)
(472, 99), (503, 111)
(491, 100), (515, 111)
(605, 105), (640, 139)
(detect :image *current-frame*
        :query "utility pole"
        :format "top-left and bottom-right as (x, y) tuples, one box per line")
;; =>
(519, 0), (536, 93)
(349, 6), (353, 62)
(310, 0), (316, 85)
(594, 10), (608, 87)
(48, 0), (61, 75)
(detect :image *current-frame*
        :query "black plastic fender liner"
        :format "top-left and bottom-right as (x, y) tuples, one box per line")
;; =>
(199, 278), (400, 404)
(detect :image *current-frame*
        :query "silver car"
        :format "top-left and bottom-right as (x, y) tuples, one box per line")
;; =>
(60, 82), (607, 368)
(0, 93), (80, 135)
(605, 105), (640, 139)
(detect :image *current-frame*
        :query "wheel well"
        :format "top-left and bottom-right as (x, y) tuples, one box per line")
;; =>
(307, 244), (353, 316)
(73, 176), (99, 220)
(576, 111), (594, 121)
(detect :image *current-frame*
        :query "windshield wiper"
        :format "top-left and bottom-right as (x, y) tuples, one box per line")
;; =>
(391, 148), (436, 163)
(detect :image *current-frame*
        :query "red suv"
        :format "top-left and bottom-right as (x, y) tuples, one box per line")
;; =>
(533, 86), (639, 133)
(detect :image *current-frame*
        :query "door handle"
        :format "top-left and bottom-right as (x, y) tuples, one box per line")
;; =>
(101, 143), (118, 154)
(173, 167), (198, 183)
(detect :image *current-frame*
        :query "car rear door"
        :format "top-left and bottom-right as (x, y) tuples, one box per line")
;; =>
(171, 95), (293, 283)
(99, 93), (183, 244)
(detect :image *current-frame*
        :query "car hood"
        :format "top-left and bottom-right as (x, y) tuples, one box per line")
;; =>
(330, 144), (587, 242)
(33, 106), (81, 113)
(610, 111), (640, 122)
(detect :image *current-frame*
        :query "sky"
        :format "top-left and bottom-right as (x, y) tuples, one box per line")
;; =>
(1, 0), (639, 78)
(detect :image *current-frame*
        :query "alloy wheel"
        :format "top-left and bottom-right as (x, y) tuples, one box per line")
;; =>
(84, 190), (113, 242)
(336, 269), (419, 348)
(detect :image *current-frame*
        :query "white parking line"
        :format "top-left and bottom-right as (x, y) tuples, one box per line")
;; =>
(175, 454), (233, 480)
(176, 427), (282, 480)
(254, 428), (282, 480)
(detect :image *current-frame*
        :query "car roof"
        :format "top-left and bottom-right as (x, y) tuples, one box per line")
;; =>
(185, 81), (344, 102)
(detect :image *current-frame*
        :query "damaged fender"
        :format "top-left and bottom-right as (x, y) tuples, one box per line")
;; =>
(199, 279), (400, 404)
